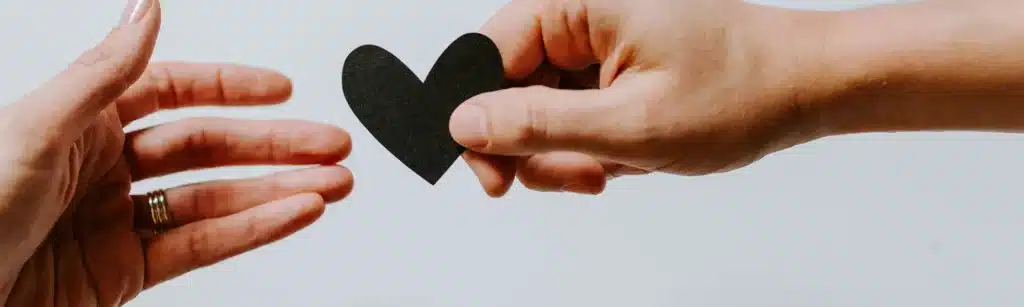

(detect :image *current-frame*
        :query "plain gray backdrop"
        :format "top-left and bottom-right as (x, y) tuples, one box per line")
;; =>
(2, 0), (1023, 306)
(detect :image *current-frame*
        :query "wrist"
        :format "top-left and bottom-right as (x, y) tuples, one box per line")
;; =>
(734, 4), (856, 142)
(800, 0), (1024, 135)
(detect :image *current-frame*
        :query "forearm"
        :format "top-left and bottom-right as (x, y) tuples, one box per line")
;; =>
(801, 0), (1024, 135)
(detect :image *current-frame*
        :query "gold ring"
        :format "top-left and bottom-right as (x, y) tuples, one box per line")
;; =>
(145, 189), (174, 229)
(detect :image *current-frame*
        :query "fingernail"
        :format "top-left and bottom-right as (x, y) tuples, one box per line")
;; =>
(449, 104), (489, 148)
(120, 0), (151, 25)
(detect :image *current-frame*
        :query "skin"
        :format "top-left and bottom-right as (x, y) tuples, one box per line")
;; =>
(0, 0), (354, 305)
(450, 0), (1024, 197)
(5, 0), (1024, 305)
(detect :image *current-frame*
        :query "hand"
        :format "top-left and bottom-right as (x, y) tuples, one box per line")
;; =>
(448, 0), (829, 196)
(0, 1), (353, 305)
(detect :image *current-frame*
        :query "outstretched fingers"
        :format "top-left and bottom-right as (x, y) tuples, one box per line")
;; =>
(132, 166), (353, 229)
(125, 118), (352, 181)
(141, 193), (327, 288)
(116, 63), (293, 125)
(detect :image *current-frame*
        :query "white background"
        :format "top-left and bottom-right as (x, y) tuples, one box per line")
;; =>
(3, 0), (1024, 306)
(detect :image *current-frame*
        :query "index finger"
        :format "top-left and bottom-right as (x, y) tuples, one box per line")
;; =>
(116, 62), (293, 125)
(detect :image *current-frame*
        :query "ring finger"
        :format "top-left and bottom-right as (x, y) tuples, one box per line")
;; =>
(132, 165), (353, 230)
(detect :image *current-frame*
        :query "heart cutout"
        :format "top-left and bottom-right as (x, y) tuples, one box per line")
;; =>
(342, 33), (505, 184)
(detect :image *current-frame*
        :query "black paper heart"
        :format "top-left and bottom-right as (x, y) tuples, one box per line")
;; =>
(342, 33), (505, 184)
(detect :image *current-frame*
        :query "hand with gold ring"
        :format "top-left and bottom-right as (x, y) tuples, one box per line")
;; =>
(0, 0), (354, 305)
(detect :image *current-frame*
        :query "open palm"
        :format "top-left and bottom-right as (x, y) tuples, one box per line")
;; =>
(0, 1), (353, 305)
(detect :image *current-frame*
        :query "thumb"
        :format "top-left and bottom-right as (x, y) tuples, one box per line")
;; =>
(9, 0), (160, 143)
(449, 84), (645, 158)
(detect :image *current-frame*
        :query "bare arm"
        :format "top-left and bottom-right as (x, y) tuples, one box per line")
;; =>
(805, 0), (1024, 135)
(450, 0), (1024, 195)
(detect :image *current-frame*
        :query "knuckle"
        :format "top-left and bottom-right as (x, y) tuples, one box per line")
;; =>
(264, 124), (294, 162)
(212, 67), (228, 103)
(240, 214), (262, 245)
(189, 186), (217, 219)
(510, 116), (540, 149)
(181, 121), (220, 167)
(187, 229), (213, 267)
(506, 88), (549, 148)
(263, 170), (289, 193)
(148, 66), (180, 109)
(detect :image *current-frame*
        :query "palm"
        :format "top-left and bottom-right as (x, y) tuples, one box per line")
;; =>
(23, 108), (145, 304)
(1, 63), (354, 306)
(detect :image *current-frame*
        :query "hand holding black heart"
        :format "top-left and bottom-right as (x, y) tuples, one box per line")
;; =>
(342, 33), (505, 184)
